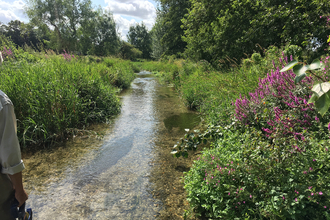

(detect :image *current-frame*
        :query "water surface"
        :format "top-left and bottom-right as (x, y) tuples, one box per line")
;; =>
(23, 71), (200, 219)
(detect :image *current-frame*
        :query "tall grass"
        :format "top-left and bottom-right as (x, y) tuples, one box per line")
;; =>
(137, 58), (268, 124)
(0, 54), (136, 148)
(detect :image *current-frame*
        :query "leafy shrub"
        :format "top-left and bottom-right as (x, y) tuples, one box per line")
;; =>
(251, 52), (262, 64)
(119, 41), (142, 60)
(284, 45), (302, 60)
(184, 126), (330, 219)
(233, 54), (330, 143)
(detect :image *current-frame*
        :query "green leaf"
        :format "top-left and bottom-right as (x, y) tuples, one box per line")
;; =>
(315, 92), (330, 116)
(280, 60), (298, 72)
(312, 82), (330, 98)
(308, 59), (322, 70)
(292, 64), (308, 76)
(294, 73), (306, 84)
(308, 93), (319, 104)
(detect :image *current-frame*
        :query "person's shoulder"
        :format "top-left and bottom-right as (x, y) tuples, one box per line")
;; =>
(0, 90), (13, 109)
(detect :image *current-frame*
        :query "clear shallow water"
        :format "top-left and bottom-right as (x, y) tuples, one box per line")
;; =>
(22, 71), (200, 219)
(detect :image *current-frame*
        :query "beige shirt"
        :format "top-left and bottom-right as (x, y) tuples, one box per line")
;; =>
(0, 90), (25, 175)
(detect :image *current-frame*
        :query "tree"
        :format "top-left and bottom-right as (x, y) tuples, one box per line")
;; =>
(127, 22), (152, 59)
(157, 0), (190, 56)
(182, 0), (330, 65)
(25, 0), (96, 51)
(80, 9), (120, 56)
(0, 20), (47, 49)
(150, 9), (167, 60)
(119, 41), (142, 60)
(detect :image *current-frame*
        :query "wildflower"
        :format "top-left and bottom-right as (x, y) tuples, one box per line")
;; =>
(295, 198), (298, 202)
(228, 192), (230, 195)
(319, 192), (323, 195)
(250, 195), (252, 198)
(311, 193), (314, 196)
(308, 186), (312, 190)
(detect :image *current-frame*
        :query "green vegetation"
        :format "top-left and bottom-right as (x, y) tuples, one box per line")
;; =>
(127, 23), (152, 59)
(0, 37), (136, 148)
(1, 0), (330, 218)
(138, 40), (330, 218)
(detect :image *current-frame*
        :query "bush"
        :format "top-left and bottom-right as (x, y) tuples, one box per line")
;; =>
(184, 126), (330, 219)
(251, 52), (262, 64)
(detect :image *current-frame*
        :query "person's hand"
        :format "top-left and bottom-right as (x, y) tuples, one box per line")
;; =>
(15, 188), (28, 207)
(8, 172), (28, 207)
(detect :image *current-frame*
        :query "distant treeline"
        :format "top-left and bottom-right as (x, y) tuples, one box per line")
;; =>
(0, 1), (152, 60)
(1, 0), (329, 64)
(153, 0), (330, 65)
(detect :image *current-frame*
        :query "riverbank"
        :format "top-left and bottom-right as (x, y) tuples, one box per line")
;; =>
(0, 55), (138, 150)
(137, 46), (330, 219)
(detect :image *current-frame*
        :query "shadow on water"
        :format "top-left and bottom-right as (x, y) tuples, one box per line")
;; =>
(22, 70), (202, 219)
(163, 113), (200, 132)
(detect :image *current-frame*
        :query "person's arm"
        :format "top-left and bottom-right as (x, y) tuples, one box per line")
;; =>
(0, 103), (28, 207)
(9, 172), (28, 207)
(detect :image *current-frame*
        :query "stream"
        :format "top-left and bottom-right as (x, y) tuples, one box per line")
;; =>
(22, 71), (201, 219)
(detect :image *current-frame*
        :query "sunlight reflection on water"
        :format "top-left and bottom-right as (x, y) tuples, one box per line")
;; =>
(23, 71), (200, 219)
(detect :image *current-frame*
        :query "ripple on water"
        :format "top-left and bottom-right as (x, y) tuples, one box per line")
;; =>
(23, 71), (200, 219)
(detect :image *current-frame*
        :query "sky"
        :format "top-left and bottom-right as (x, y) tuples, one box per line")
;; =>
(0, 0), (158, 41)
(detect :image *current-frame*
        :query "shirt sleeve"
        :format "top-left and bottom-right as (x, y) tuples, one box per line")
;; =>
(0, 104), (25, 175)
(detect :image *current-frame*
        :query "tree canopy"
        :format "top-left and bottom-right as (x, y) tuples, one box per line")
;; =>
(127, 22), (152, 59)
(182, 0), (330, 64)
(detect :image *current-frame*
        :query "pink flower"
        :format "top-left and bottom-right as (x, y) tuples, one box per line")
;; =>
(295, 198), (298, 202)
(250, 195), (252, 198)
(228, 192), (230, 195)
(319, 192), (323, 195)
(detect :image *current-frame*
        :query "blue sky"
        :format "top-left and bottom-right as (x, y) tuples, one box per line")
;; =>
(0, 0), (158, 40)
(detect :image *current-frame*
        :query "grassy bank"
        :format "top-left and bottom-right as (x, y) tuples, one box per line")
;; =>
(138, 45), (330, 219)
(0, 49), (137, 149)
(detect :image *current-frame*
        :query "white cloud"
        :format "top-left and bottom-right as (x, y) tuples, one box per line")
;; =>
(105, 0), (156, 40)
(0, 0), (27, 24)
(113, 14), (138, 41)
(104, 0), (156, 20)
(0, 8), (20, 23)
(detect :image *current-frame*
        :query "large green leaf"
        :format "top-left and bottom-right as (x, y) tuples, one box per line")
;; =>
(312, 82), (330, 97)
(308, 59), (323, 70)
(294, 73), (306, 84)
(293, 64), (309, 76)
(280, 60), (298, 72)
(315, 92), (330, 116)
(308, 93), (319, 104)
